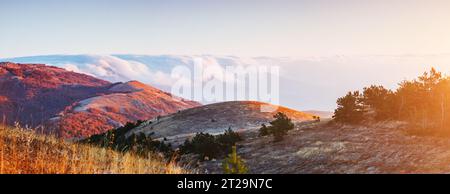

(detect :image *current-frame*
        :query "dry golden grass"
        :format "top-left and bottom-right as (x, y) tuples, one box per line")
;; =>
(0, 125), (189, 174)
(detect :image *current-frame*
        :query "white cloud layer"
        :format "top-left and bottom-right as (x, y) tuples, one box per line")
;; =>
(4, 54), (450, 111)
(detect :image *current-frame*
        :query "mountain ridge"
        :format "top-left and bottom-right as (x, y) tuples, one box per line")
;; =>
(0, 62), (200, 138)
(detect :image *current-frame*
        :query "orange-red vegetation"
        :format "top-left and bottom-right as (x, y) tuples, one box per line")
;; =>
(0, 62), (200, 138)
(0, 125), (189, 174)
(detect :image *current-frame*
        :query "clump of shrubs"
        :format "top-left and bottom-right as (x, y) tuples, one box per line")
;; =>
(179, 128), (242, 160)
(124, 133), (173, 155)
(312, 116), (321, 122)
(82, 120), (173, 157)
(259, 112), (295, 142)
(83, 120), (144, 146)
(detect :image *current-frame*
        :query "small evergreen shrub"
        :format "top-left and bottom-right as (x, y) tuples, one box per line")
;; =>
(258, 112), (295, 141)
(313, 116), (321, 122)
(222, 146), (248, 174)
(259, 124), (269, 137)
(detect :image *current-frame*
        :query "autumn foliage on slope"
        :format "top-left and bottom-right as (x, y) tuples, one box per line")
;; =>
(0, 62), (111, 128)
(0, 62), (200, 138)
(0, 125), (188, 174)
(55, 81), (200, 138)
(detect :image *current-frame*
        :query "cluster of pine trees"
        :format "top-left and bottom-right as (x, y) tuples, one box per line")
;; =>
(179, 128), (243, 160)
(333, 68), (450, 130)
(82, 120), (174, 157)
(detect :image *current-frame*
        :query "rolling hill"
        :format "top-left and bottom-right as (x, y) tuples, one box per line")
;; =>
(0, 62), (111, 127)
(0, 62), (200, 138)
(126, 101), (315, 145)
(52, 81), (200, 138)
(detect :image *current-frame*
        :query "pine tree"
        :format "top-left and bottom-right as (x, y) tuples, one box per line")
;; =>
(270, 112), (295, 141)
(222, 146), (248, 174)
(259, 124), (269, 136)
(362, 85), (396, 120)
(333, 91), (364, 124)
(258, 113), (294, 141)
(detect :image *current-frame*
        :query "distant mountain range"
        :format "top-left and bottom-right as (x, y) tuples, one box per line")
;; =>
(0, 62), (199, 138)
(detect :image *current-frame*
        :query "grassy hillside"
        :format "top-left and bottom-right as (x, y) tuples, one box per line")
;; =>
(0, 125), (188, 174)
(128, 101), (315, 146)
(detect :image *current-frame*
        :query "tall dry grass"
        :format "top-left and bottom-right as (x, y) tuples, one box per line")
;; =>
(0, 125), (189, 174)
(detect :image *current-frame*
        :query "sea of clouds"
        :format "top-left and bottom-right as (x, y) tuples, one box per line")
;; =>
(3, 54), (450, 111)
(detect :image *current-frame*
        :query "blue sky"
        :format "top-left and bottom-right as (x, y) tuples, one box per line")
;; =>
(2, 0), (450, 58)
